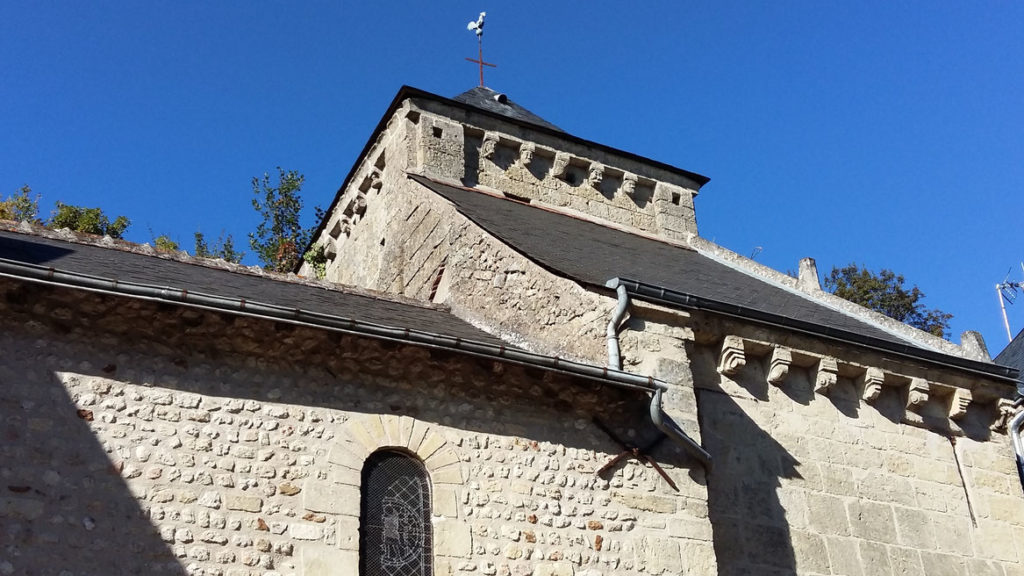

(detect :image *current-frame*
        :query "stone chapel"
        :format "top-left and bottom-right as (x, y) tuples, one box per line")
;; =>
(1, 85), (1023, 576)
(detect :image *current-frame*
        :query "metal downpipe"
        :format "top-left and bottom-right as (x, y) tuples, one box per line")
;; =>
(607, 283), (629, 370)
(1010, 403), (1024, 496)
(605, 278), (711, 472)
(650, 388), (712, 472)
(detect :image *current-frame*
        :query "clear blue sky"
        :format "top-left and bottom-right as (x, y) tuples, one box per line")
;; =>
(3, 2), (1023, 353)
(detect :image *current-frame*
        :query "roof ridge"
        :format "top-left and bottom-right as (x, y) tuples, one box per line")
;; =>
(0, 219), (450, 313)
(686, 234), (984, 361)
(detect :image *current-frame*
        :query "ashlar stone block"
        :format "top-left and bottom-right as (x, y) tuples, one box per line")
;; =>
(434, 518), (472, 558)
(301, 546), (357, 576)
(303, 481), (359, 516)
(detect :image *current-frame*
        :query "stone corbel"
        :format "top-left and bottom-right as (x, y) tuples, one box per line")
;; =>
(369, 168), (383, 191)
(717, 335), (746, 376)
(519, 142), (535, 167)
(324, 237), (338, 260)
(587, 163), (604, 189)
(906, 378), (930, 413)
(813, 357), (839, 395)
(948, 388), (972, 421)
(858, 367), (885, 404)
(351, 193), (367, 218)
(552, 152), (571, 179)
(481, 133), (498, 160)
(991, 398), (1017, 432)
(766, 346), (791, 386)
(621, 173), (638, 197)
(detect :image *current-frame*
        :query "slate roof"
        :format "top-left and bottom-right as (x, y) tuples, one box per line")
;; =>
(0, 228), (506, 346)
(996, 328), (1024, 374)
(453, 87), (564, 132)
(411, 174), (908, 341)
(410, 174), (1018, 381)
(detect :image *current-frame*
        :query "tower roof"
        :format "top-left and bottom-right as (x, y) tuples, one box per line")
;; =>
(452, 86), (563, 132)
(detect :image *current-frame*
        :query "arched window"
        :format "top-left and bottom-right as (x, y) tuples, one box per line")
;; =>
(359, 450), (432, 576)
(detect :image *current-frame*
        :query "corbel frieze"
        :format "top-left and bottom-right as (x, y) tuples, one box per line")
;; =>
(481, 132), (498, 160)
(551, 152), (571, 179)
(948, 388), (972, 421)
(906, 378), (930, 413)
(717, 335), (746, 376)
(368, 168), (383, 191)
(766, 346), (792, 386)
(587, 163), (604, 189)
(813, 357), (839, 395)
(859, 367), (885, 404)
(518, 142), (535, 167)
(991, 398), (1018, 432)
(621, 173), (638, 197)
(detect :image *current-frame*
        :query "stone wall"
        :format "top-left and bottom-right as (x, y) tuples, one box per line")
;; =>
(691, 338), (1024, 576)
(0, 279), (716, 576)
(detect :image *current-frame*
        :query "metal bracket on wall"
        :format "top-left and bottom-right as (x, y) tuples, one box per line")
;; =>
(593, 416), (679, 492)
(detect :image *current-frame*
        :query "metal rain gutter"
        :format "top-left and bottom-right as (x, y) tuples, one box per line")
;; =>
(0, 258), (660, 395)
(606, 277), (1020, 385)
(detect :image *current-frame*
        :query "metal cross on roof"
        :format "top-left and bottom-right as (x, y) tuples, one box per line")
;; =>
(465, 12), (496, 87)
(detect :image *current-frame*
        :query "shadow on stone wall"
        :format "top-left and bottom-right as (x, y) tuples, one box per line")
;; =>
(699, 388), (802, 576)
(0, 370), (184, 575)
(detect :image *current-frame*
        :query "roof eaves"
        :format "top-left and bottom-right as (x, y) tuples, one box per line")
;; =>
(0, 255), (662, 396)
(608, 277), (1020, 385)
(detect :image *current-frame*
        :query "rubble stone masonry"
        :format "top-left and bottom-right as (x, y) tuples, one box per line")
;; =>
(0, 281), (712, 576)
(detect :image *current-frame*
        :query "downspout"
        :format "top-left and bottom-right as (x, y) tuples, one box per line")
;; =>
(1010, 396), (1024, 496)
(606, 278), (712, 471)
(607, 283), (629, 370)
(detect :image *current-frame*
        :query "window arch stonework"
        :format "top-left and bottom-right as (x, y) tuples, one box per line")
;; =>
(300, 415), (470, 575)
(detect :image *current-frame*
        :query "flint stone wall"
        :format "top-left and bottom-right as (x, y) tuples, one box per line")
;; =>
(0, 279), (713, 576)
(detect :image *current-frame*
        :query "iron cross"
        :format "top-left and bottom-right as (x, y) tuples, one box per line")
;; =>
(466, 11), (496, 87)
(593, 417), (679, 491)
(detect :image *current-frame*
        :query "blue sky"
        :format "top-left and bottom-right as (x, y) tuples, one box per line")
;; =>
(3, 2), (1023, 353)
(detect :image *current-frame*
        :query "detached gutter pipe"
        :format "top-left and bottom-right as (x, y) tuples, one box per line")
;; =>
(605, 278), (712, 472)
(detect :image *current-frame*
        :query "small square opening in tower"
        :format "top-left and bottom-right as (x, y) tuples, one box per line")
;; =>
(671, 192), (681, 206)
(432, 126), (444, 138)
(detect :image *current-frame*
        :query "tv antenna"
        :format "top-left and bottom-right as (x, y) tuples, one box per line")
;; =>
(996, 263), (1024, 342)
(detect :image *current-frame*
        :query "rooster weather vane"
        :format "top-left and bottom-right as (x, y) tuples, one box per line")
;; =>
(465, 12), (496, 87)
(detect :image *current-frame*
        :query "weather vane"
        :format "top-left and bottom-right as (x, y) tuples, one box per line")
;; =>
(465, 12), (495, 87)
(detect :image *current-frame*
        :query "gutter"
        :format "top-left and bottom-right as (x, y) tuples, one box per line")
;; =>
(0, 258), (657, 395)
(607, 277), (1020, 385)
(605, 278), (713, 472)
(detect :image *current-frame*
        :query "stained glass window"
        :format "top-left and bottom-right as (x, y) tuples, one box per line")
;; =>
(359, 450), (432, 576)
